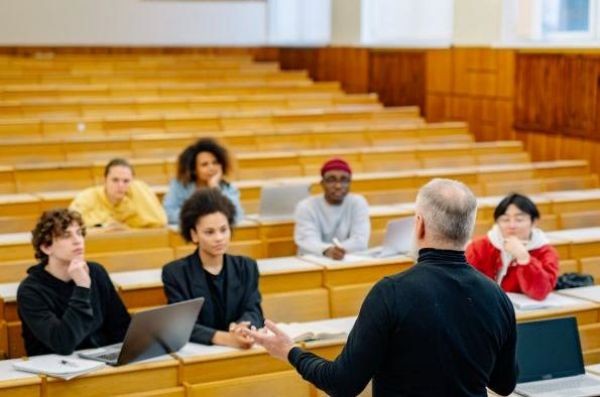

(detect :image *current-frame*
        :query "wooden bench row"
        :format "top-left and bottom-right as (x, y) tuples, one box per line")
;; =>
(0, 191), (599, 281)
(0, 93), (380, 119)
(0, 70), (311, 86)
(0, 161), (593, 237)
(0, 255), (410, 359)
(0, 106), (419, 138)
(2, 251), (600, 361)
(0, 54), (263, 70)
(0, 158), (591, 211)
(9, 302), (595, 397)
(0, 81), (344, 100)
(0, 140), (525, 188)
(0, 65), (286, 79)
(0, 122), (468, 163)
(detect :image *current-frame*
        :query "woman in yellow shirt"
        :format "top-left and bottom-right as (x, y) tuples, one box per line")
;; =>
(69, 158), (167, 229)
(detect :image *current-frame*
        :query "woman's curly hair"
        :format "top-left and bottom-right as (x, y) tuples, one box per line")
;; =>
(179, 188), (236, 243)
(31, 209), (86, 264)
(176, 137), (231, 185)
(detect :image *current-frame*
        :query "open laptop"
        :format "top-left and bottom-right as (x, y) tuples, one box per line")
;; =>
(515, 317), (600, 397)
(257, 182), (311, 220)
(359, 216), (414, 258)
(79, 297), (204, 366)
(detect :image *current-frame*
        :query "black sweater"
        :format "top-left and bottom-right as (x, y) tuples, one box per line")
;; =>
(288, 249), (518, 397)
(17, 262), (131, 356)
(162, 251), (264, 345)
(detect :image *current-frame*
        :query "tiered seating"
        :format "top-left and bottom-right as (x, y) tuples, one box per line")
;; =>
(0, 52), (600, 394)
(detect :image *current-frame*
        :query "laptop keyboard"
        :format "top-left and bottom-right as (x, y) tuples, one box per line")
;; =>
(95, 351), (120, 362)
(520, 375), (600, 393)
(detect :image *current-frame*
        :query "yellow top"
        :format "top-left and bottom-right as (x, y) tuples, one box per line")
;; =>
(69, 180), (167, 228)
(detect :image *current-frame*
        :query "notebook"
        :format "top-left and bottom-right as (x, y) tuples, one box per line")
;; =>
(276, 322), (348, 342)
(515, 317), (600, 397)
(79, 298), (204, 366)
(13, 356), (105, 380)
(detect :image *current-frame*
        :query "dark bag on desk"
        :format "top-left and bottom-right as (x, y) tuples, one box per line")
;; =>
(555, 272), (594, 290)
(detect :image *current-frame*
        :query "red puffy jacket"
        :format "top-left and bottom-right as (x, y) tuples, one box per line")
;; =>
(465, 236), (559, 300)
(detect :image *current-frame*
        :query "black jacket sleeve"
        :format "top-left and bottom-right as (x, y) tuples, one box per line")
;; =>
(17, 284), (95, 356)
(288, 279), (393, 396)
(161, 264), (217, 345)
(488, 299), (518, 396)
(235, 259), (264, 328)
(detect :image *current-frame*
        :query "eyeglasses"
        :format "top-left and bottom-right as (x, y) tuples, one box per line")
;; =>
(323, 177), (351, 185)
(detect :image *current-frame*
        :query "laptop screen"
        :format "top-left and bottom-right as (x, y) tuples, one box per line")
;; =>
(517, 317), (585, 383)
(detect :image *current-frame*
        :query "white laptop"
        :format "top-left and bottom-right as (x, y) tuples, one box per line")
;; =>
(257, 183), (311, 220)
(515, 317), (600, 397)
(359, 216), (414, 258)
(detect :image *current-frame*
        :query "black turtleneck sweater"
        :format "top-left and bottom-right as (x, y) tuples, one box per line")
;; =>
(288, 249), (518, 397)
(17, 262), (131, 356)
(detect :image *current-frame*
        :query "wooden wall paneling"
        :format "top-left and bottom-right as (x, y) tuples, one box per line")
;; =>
(451, 48), (471, 95)
(426, 49), (452, 94)
(468, 49), (498, 97)
(425, 49), (452, 121)
(514, 53), (565, 133)
(562, 55), (598, 138)
(315, 47), (369, 93)
(368, 50), (425, 111)
(496, 99), (516, 140)
(278, 48), (319, 78)
(496, 50), (516, 99)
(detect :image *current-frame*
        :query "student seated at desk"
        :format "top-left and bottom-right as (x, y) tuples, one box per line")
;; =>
(69, 158), (167, 230)
(17, 209), (130, 356)
(294, 158), (370, 260)
(163, 138), (244, 225)
(162, 189), (263, 349)
(466, 193), (559, 300)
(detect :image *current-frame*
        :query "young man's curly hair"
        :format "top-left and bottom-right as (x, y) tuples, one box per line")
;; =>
(179, 188), (236, 243)
(31, 209), (86, 264)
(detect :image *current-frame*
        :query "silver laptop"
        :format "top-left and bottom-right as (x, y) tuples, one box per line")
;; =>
(79, 298), (204, 366)
(360, 216), (414, 258)
(515, 317), (600, 397)
(258, 183), (311, 220)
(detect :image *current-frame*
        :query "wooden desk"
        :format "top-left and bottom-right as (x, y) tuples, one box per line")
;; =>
(514, 295), (600, 325)
(258, 257), (328, 322)
(548, 228), (600, 259)
(111, 269), (165, 309)
(0, 358), (42, 397)
(175, 343), (291, 386)
(43, 354), (180, 397)
(302, 255), (414, 318)
(0, 283), (23, 359)
(546, 189), (600, 213)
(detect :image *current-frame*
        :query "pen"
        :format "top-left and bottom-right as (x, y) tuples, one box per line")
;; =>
(60, 359), (79, 368)
(332, 238), (343, 249)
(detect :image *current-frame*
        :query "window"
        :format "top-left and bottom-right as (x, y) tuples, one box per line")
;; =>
(503, 0), (599, 43)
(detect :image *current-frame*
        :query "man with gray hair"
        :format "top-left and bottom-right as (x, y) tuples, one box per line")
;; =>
(246, 178), (518, 396)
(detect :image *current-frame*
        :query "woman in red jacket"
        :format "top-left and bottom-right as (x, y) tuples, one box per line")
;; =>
(466, 193), (559, 300)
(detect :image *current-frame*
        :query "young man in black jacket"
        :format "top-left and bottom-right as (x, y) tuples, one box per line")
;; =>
(246, 178), (518, 397)
(17, 209), (130, 356)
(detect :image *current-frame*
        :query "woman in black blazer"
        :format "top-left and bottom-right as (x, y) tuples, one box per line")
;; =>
(162, 188), (263, 348)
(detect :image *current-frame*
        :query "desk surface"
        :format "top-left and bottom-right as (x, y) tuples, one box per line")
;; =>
(0, 358), (41, 383)
(558, 285), (600, 303)
(0, 282), (18, 302)
(257, 256), (322, 274)
(547, 227), (600, 243)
